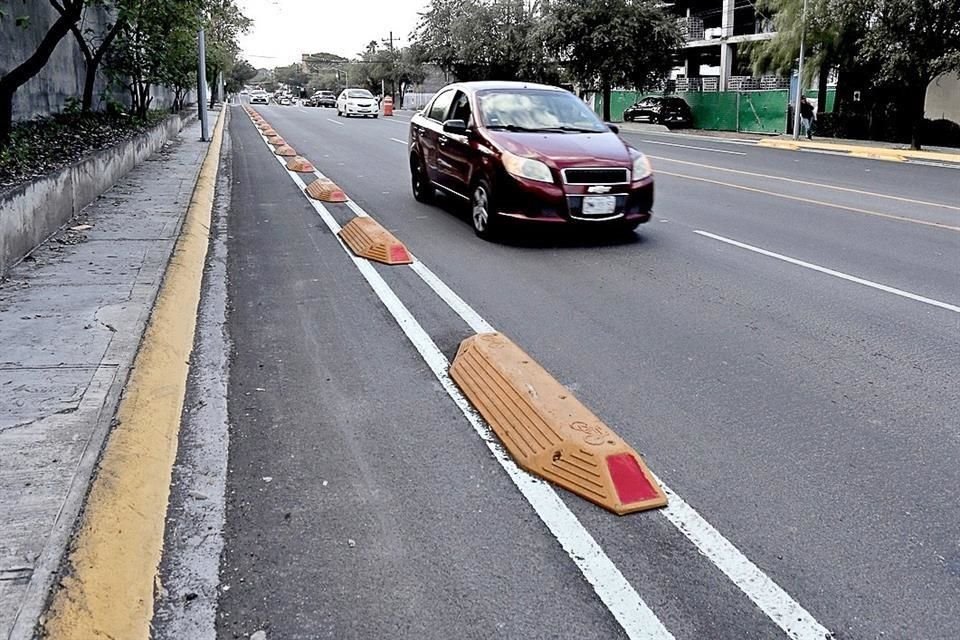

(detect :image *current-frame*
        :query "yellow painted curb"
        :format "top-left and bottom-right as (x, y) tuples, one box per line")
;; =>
(758, 138), (960, 163)
(42, 109), (226, 640)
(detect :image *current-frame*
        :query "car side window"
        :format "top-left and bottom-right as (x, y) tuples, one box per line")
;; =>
(448, 91), (471, 125)
(428, 90), (455, 122)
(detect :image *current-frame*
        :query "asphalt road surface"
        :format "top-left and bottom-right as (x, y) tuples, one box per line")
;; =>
(158, 103), (960, 640)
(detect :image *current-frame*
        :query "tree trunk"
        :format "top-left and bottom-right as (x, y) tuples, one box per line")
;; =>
(0, 6), (82, 145)
(79, 25), (122, 112)
(817, 59), (830, 114)
(910, 82), (927, 151)
(601, 77), (612, 122)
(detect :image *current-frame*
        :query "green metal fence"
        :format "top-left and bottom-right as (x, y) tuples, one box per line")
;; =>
(597, 89), (792, 133)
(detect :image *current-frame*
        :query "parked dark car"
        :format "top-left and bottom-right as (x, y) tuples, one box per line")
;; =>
(308, 91), (336, 107)
(623, 96), (692, 128)
(408, 81), (654, 240)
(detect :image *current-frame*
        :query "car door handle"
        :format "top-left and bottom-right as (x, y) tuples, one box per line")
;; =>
(439, 136), (448, 145)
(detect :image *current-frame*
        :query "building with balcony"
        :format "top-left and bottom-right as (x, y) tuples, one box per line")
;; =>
(671, 0), (782, 92)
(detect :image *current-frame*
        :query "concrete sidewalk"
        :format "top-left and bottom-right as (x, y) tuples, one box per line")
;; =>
(0, 111), (217, 640)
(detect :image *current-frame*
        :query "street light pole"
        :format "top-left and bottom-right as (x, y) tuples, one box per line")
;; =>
(792, 0), (808, 140)
(198, 25), (209, 142)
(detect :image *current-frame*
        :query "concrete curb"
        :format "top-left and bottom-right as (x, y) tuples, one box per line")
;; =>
(0, 112), (195, 279)
(618, 122), (671, 134)
(758, 138), (960, 164)
(41, 108), (225, 640)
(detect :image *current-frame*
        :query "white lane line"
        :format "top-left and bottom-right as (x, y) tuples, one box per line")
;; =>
(409, 261), (495, 334)
(390, 137), (407, 145)
(639, 139), (747, 156)
(253, 121), (673, 640)
(655, 480), (832, 640)
(695, 230), (960, 314)
(251, 116), (835, 640)
(326, 118), (344, 126)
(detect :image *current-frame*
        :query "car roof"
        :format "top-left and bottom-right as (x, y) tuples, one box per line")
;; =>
(441, 81), (568, 95)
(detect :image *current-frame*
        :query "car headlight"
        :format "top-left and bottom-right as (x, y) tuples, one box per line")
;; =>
(632, 154), (652, 181)
(502, 150), (553, 183)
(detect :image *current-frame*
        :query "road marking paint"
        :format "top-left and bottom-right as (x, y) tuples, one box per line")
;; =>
(253, 118), (673, 640)
(649, 156), (960, 213)
(640, 139), (746, 155)
(409, 261), (495, 333)
(654, 480), (832, 640)
(695, 230), (960, 314)
(657, 169), (960, 233)
(390, 137), (407, 145)
(326, 118), (344, 126)
(250, 114), (835, 640)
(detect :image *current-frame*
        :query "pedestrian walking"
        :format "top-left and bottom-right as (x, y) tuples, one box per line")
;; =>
(800, 96), (815, 139)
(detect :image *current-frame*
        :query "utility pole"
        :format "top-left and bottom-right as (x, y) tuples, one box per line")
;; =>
(792, 0), (808, 140)
(381, 30), (398, 100)
(198, 24), (209, 142)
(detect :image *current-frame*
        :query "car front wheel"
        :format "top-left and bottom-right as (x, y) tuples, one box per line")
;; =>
(471, 178), (499, 241)
(411, 156), (434, 203)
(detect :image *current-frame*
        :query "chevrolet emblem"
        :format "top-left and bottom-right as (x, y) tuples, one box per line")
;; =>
(587, 185), (613, 194)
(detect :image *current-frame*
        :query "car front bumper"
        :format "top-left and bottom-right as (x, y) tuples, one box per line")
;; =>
(494, 172), (654, 225)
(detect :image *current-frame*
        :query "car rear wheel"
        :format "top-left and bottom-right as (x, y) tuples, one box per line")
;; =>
(411, 156), (434, 203)
(471, 178), (499, 241)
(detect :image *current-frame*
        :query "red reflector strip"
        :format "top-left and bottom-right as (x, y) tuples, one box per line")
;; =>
(606, 453), (659, 504)
(389, 245), (410, 263)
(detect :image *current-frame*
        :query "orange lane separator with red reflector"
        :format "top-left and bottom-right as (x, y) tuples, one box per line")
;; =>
(338, 217), (413, 265)
(286, 156), (315, 172)
(304, 178), (347, 203)
(274, 144), (297, 157)
(266, 136), (286, 146)
(449, 333), (667, 515)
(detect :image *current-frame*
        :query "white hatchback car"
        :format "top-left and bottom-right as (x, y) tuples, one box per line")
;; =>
(336, 89), (379, 118)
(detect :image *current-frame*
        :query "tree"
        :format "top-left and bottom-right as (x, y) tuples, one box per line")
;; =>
(62, 0), (126, 112)
(748, 0), (861, 115)
(0, 0), (85, 145)
(413, 0), (558, 83)
(202, 0), (250, 106)
(542, 0), (681, 121)
(848, 0), (960, 149)
(226, 58), (256, 94)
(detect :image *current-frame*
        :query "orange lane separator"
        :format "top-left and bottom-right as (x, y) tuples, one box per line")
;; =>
(260, 127), (277, 136)
(449, 333), (667, 515)
(338, 217), (412, 265)
(266, 135), (286, 146)
(304, 178), (347, 203)
(273, 144), (297, 157)
(286, 156), (316, 172)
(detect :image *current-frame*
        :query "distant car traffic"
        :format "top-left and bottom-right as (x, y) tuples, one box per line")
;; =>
(250, 90), (269, 105)
(308, 91), (337, 108)
(622, 96), (692, 128)
(408, 81), (654, 240)
(336, 89), (378, 118)
(279, 96), (292, 106)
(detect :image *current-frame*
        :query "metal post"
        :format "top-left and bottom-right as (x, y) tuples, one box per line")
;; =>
(198, 27), (209, 142)
(792, 0), (808, 140)
(736, 90), (741, 132)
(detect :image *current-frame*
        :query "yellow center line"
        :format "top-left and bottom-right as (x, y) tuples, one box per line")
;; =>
(656, 169), (960, 233)
(648, 155), (960, 213)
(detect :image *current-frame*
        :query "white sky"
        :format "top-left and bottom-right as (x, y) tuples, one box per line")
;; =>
(236, 0), (430, 68)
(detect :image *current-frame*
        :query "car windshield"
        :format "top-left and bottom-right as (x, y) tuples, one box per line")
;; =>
(348, 90), (373, 99)
(477, 90), (607, 133)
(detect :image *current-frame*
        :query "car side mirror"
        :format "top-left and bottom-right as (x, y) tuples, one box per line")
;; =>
(443, 119), (468, 136)
(607, 123), (620, 134)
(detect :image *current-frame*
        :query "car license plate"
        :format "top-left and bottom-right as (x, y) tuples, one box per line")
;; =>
(582, 196), (616, 215)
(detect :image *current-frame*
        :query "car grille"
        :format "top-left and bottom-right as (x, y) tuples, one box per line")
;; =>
(562, 168), (629, 184)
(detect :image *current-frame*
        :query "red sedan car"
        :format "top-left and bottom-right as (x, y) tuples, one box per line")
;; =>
(408, 81), (653, 239)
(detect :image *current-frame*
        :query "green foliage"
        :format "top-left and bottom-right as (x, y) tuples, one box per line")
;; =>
(542, 0), (681, 92)
(413, 0), (558, 83)
(226, 58), (257, 94)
